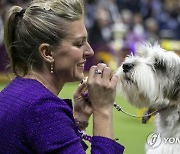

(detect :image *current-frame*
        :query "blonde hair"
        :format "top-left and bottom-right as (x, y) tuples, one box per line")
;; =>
(4, 0), (84, 76)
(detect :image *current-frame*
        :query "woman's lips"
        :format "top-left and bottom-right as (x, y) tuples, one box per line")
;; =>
(77, 61), (86, 67)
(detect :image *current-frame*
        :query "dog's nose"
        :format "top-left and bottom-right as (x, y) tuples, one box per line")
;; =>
(122, 63), (134, 73)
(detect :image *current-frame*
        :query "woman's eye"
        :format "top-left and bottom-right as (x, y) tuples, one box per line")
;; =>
(75, 42), (84, 48)
(76, 43), (83, 47)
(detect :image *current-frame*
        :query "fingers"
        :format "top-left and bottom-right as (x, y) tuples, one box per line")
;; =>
(88, 66), (96, 83)
(88, 63), (116, 86)
(74, 80), (87, 98)
(88, 63), (107, 83)
(94, 63), (107, 79)
(110, 74), (118, 88)
(102, 67), (111, 82)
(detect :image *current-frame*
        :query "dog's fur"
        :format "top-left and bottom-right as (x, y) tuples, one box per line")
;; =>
(115, 43), (180, 154)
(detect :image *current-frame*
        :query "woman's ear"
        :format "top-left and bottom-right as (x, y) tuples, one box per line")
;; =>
(38, 43), (54, 63)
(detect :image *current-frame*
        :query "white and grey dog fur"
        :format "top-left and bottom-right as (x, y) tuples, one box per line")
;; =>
(115, 43), (180, 154)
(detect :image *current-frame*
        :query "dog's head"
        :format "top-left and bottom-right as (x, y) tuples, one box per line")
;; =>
(116, 43), (180, 109)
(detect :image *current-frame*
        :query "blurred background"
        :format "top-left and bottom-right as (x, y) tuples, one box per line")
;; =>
(0, 0), (180, 154)
(0, 0), (180, 76)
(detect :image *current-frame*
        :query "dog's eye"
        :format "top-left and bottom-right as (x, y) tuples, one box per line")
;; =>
(154, 58), (166, 70)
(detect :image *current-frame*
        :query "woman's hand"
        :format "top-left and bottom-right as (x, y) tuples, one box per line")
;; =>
(73, 79), (93, 130)
(87, 63), (118, 139)
(87, 63), (118, 113)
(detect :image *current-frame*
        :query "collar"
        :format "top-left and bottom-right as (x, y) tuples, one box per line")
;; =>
(142, 106), (170, 124)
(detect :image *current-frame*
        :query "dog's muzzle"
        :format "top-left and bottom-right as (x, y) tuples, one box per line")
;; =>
(122, 63), (134, 73)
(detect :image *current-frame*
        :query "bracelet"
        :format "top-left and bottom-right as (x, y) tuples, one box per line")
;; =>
(75, 119), (89, 130)
(78, 129), (92, 143)
(78, 129), (119, 143)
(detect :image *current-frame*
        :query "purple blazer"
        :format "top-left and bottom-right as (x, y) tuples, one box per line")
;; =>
(0, 77), (124, 153)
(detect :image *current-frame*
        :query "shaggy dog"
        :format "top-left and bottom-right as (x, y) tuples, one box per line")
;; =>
(115, 43), (180, 154)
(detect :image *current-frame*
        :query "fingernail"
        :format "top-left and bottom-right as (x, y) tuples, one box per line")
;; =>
(83, 93), (89, 102)
(83, 93), (89, 98)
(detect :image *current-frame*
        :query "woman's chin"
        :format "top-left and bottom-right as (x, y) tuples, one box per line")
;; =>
(71, 72), (84, 82)
(77, 73), (84, 81)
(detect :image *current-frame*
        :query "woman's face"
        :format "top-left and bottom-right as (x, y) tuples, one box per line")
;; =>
(53, 19), (94, 82)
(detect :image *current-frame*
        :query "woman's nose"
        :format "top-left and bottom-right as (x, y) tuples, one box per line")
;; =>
(84, 43), (94, 58)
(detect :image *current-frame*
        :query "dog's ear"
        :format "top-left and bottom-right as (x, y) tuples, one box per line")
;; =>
(154, 58), (166, 71)
(167, 75), (180, 101)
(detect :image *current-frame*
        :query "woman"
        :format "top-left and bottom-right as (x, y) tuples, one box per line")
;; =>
(0, 0), (124, 153)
